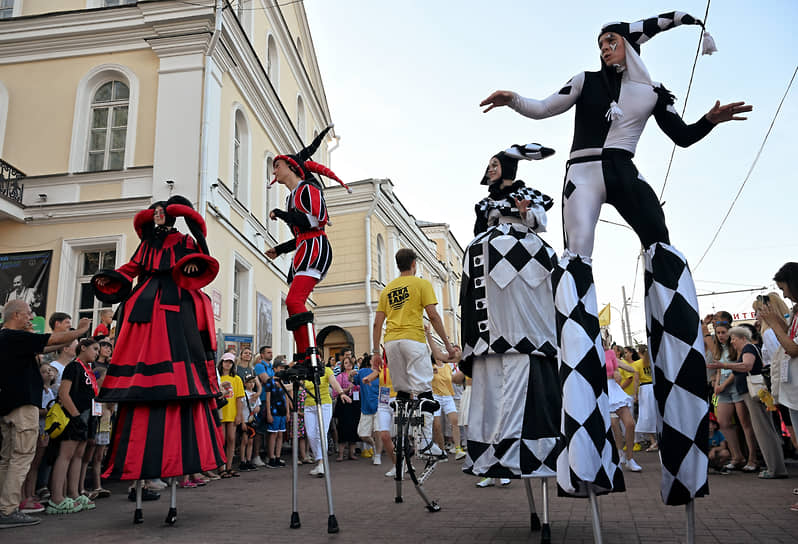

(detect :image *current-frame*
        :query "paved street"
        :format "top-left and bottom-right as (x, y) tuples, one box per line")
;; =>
(6, 451), (797, 543)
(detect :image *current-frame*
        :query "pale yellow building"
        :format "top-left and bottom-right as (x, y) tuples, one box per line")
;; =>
(0, 0), (462, 359)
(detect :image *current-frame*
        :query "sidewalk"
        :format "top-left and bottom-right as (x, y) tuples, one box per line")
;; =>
(6, 451), (796, 543)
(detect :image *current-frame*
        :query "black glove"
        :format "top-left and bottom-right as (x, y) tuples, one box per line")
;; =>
(271, 208), (311, 229)
(70, 415), (87, 433)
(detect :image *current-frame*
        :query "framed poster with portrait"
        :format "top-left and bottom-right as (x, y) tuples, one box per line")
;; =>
(0, 250), (52, 331)
(256, 292), (272, 349)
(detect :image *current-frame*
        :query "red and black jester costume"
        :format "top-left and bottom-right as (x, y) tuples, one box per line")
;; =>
(92, 195), (225, 480)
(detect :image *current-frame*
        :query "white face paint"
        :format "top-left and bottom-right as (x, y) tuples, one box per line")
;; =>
(609, 42), (617, 52)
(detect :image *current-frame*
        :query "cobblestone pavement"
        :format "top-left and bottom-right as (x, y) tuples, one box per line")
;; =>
(6, 451), (797, 543)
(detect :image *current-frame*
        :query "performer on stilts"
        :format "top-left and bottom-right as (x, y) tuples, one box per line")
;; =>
(92, 195), (225, 524)
(480, 11), (751, 507)
(264, 125), (350, 362)
(459, 144), (561, 539)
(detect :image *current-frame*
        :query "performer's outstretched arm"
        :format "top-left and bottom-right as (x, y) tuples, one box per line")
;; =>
(480, 73), (584, 119)
(655, 91), (752, 148)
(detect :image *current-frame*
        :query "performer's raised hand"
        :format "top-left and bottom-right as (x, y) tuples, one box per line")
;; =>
(705, 100), (752, 124)
(183, 262), (198, 275)
(265, 248), (277, 259)
(96, 277), (109, 287)
(480, 90), (515, 113)
(514, 197), (530, 217)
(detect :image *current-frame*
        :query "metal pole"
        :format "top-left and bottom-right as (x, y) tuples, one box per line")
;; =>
(588, 487), (603, 544)
(290, 406), (300, 528)
(686, 500), (695, 544)
(621, 286), (632, 346)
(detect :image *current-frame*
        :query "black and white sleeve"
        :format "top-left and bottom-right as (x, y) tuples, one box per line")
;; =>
(509, 72), (585, 120)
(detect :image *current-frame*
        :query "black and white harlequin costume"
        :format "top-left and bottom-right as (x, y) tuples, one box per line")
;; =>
(460, 144), (564, 479)
(506, 12), (712, 505)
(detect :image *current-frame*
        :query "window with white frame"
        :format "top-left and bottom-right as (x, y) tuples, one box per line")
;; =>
(232, 257), (252, 334)
(231, 108), (250, 205)
(103, 0), (135, 6)
(376, 234), (385, 284)
(0, 0), (13, 19)
(296, 95), (305, 142)
(263, 153), (274, 228)
(87, 80), (128, 172)
(232, 266), (242, 333)
(76, 248), (116, 325)
(266, 34), (279, 89)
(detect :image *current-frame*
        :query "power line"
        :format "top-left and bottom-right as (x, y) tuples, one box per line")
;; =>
(657, 0), (711, 202)
(694, 64), (797, 271)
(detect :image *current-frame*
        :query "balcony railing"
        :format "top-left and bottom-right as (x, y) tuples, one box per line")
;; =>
(0, 158), (25, 205)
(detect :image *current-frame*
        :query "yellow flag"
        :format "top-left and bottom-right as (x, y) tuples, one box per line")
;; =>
(598, 304), (611, 327)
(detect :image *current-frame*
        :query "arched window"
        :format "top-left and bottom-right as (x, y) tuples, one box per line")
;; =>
(376, 234), (385, 284)
(87, 80), (129, 171)
(231, 107), (250, 206)
(69, 64), (139, 174)
(296, 95), (305, 142)
(266, 34), (279, 89)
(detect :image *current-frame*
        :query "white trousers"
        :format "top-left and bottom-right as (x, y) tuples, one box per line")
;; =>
(385, 338), (433, 395)
(304, 403), (333, 462)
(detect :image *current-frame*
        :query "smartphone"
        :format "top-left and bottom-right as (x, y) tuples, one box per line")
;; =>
(761, 294), (770, 305)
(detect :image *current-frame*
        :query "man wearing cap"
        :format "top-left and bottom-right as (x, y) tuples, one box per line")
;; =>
(481, 11), (751, 506)
(372, 248), (457, 456)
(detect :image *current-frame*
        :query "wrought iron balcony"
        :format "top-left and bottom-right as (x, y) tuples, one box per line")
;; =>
(0, 158), (25, 205)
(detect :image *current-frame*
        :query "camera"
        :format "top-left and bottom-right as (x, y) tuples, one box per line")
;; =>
(275, 361), (322, 382)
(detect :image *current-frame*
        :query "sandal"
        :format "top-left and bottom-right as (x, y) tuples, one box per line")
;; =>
(336, 457), (344, 462)
(742, 464), (759, 473)
(790, 503), (798, 512)
(220, 471), (233, 479)
(228, 470), (240, 477)
(723, 461), (745, 471)
(645, 444), (659, 452)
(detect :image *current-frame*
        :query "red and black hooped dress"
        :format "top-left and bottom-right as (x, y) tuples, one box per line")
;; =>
(92, 196), (225, 480)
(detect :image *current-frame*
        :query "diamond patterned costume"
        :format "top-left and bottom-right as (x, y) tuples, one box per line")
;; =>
(461, 180), (564, 479)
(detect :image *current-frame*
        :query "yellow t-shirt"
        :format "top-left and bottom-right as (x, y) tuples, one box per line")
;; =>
(618, 359), (649, 396)
(432, 363), (454, 396)
(638, 356), (653, 385)
(378, 275), (437, 343)
(219, 374), (244, 423)
(303, 366), (335, 407)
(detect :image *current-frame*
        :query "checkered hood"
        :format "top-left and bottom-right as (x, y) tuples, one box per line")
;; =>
(600, 11), (704, 54)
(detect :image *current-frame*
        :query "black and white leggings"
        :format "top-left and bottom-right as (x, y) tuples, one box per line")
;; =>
(562, 149), (668, 257)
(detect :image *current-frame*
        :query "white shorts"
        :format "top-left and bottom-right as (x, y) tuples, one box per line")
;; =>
(376, 403), (394, 434)
(385, 339), (433, 395)
(433, 394), (457, 416)
(357, 413), (377, 438)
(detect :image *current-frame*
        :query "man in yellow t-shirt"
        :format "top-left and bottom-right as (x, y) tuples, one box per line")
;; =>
(372, 248), (456, 457)
(373, 249), (455, 401)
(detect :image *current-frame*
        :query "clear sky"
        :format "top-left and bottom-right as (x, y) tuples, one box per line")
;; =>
(304, 0), (797, 344)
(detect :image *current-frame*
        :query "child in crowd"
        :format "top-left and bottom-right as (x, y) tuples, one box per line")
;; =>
(264, 360), (289, 468)
(218, 352), (245, 478)
(85, 368), (112, 498)
(239, 375), (262, 471)
(19, 363), (57, 514)
(47, 338), (100, 514)
(708, 413), (731, 472)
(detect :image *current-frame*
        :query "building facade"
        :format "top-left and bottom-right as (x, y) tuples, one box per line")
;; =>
(0, 0), (462, 359)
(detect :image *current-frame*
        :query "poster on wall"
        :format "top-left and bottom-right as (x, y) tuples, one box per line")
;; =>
(256, 292), (272, 350)
(0, 250), (52, 332)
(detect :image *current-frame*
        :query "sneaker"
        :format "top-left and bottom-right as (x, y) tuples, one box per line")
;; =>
(46, 497), (80, 514)
(19, 499), (45, 514)
(147, 478), (168, 490)
(178, 480), (197, 488)
(309, 462), (325, 477)
(455, 447), (466, 460)
(499, 478), (512, 486)
(384, 466), (404, 479)
(626, 459), (643, 472)
(266, 458), (279, 469)
(0, 510), (41, 528)
(476, 477), (495, 488)
(373, 454), (382, 465)
(419, 441), (443, 457)
(36, 487), (51, 501)
(74, 494), (96, 511)
(251, 456), (266, 467)
(277, 458), (286, 467)
(633, 442), (642, 452)
(239, 461), (252, 472)
(361, 448), (374, 458)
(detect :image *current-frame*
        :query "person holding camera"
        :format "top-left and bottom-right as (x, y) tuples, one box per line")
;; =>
(0, 301), (90, 528)
(238, 375), (261, 472)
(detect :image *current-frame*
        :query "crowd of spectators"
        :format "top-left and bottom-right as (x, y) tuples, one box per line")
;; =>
(2, 262), (798, 528)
